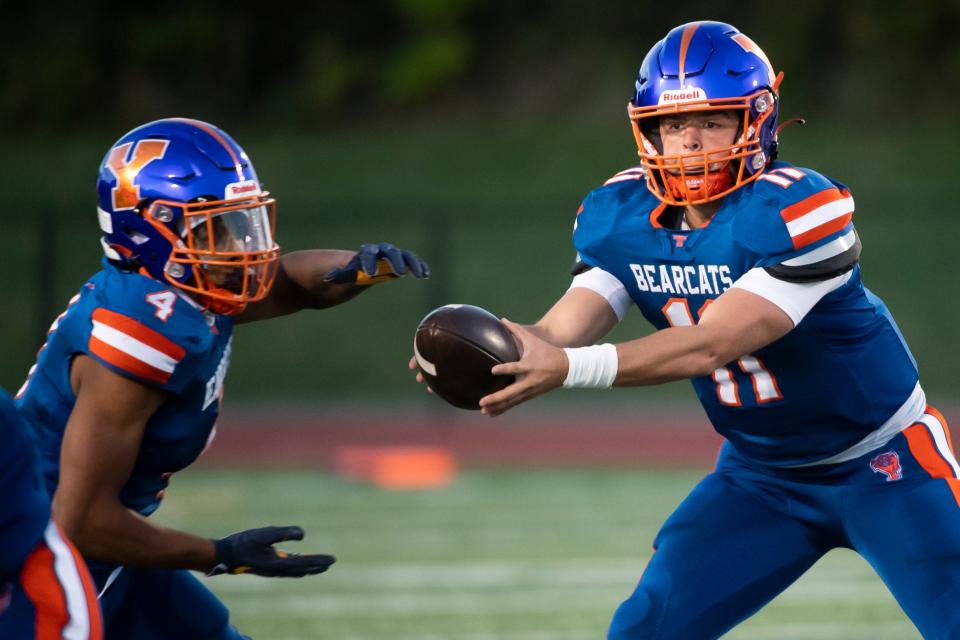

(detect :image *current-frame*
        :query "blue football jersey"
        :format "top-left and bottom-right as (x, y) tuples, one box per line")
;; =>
(0, 388), (50, 582)
(574, 162), (920, 466)
(16, 260), (233, 517)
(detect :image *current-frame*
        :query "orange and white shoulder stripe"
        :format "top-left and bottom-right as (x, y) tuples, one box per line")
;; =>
(88, 308), (186, 384)
(603, 167), (645, 186)
(780, 187), (854, 250)
(20, 522), (102, 640)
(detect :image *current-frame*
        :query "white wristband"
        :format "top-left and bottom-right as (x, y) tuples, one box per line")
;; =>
(562, 344), (619, 388)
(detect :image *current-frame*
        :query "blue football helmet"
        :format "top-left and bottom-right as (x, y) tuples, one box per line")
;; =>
(629, 21), (783, 205)
(96, 118), (279, 314)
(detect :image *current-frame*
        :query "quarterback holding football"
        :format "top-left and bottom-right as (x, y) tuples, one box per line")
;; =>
(419, 21), (960, 639)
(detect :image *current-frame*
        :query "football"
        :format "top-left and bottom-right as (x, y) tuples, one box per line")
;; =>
(414, 304), (520, 410)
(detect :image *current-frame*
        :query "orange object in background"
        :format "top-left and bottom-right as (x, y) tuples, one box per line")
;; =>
(332, 446), (458, 490)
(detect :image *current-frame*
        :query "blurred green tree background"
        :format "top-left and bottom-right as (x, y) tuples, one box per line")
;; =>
(3, 1), (958, 403)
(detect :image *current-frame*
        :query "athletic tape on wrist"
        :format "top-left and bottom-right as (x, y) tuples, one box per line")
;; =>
(562, 344), (618, 388)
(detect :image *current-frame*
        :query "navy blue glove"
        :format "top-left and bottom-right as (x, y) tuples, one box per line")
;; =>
(209, 526), (335, 578)
(324, 243), (430, 285)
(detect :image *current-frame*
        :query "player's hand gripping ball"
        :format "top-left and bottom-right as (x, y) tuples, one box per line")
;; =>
(414, 305), (520, 410)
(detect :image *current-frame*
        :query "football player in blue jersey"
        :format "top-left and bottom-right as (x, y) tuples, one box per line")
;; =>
(420, 21), (960, 640)
(0, 387), (103, 639)
(16, 118), (430, 640)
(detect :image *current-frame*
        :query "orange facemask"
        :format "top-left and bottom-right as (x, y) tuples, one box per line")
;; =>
(628, 76), (782, 206)
(143, 194), (280, 315)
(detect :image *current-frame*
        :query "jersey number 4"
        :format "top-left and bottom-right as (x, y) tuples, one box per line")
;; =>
(146, 291), (177, 322)
(662, 298), (782, 406)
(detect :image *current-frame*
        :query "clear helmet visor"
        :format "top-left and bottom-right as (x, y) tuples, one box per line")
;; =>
(155, 195), (279, 304)
(184, 206), (274, 254)
(146, 194), (279, 314)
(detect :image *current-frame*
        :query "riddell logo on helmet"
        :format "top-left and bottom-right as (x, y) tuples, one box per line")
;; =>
(224, 180), (261, 200)
(658, 88), (708, 104)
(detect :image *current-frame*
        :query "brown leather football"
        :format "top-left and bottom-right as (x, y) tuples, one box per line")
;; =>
(414, 304), (520, 410)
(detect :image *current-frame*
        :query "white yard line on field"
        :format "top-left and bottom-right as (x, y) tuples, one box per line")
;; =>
(212, 558), (645, 592)
(218, 587), (625, 616)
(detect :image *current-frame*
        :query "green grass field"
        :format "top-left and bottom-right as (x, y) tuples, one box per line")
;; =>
(153, 467), (919, 639)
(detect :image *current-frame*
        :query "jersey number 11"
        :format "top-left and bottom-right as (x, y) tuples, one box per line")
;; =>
(662, 298), (782, 406)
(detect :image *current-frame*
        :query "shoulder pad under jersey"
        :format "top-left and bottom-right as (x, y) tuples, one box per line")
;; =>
(732, 162), (858, 279)
(601, 166), (645, 188)
(83, 266), (219, 392)
(573, 169), (659, 270)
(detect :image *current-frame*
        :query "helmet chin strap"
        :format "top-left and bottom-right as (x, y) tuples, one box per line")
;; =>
(663, 164), (735, 203)
(193, 269), (248, 315)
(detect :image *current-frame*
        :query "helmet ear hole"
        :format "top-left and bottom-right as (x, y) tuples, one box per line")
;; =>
(123, 229), (151, 245)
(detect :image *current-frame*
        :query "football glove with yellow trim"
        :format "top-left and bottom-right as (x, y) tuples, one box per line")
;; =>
(324, 242), (430, 285)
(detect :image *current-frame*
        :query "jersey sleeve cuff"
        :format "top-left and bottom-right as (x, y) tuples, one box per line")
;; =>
(731, 267), (852, 326)
(568, 268), (632, 320)
(764, 230), (860, 283)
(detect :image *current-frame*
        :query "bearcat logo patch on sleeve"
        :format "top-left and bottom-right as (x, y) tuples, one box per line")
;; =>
(869, 451), (903, 482)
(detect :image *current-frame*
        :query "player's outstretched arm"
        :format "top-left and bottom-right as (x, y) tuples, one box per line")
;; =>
(235, 243), (429, 324)
(478, 288), (793, 416)
(54, 356), (333, 576)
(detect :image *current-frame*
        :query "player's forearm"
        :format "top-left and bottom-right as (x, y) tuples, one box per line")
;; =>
(525, 322), (595, 347)
(530, 289), (620, 348)
(279, 249), (369, 310)
(236, 250), (366, 322)
(613, 325), (729, 386)
(56, 498), (215, 571)
(522, 323), (566, 346)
